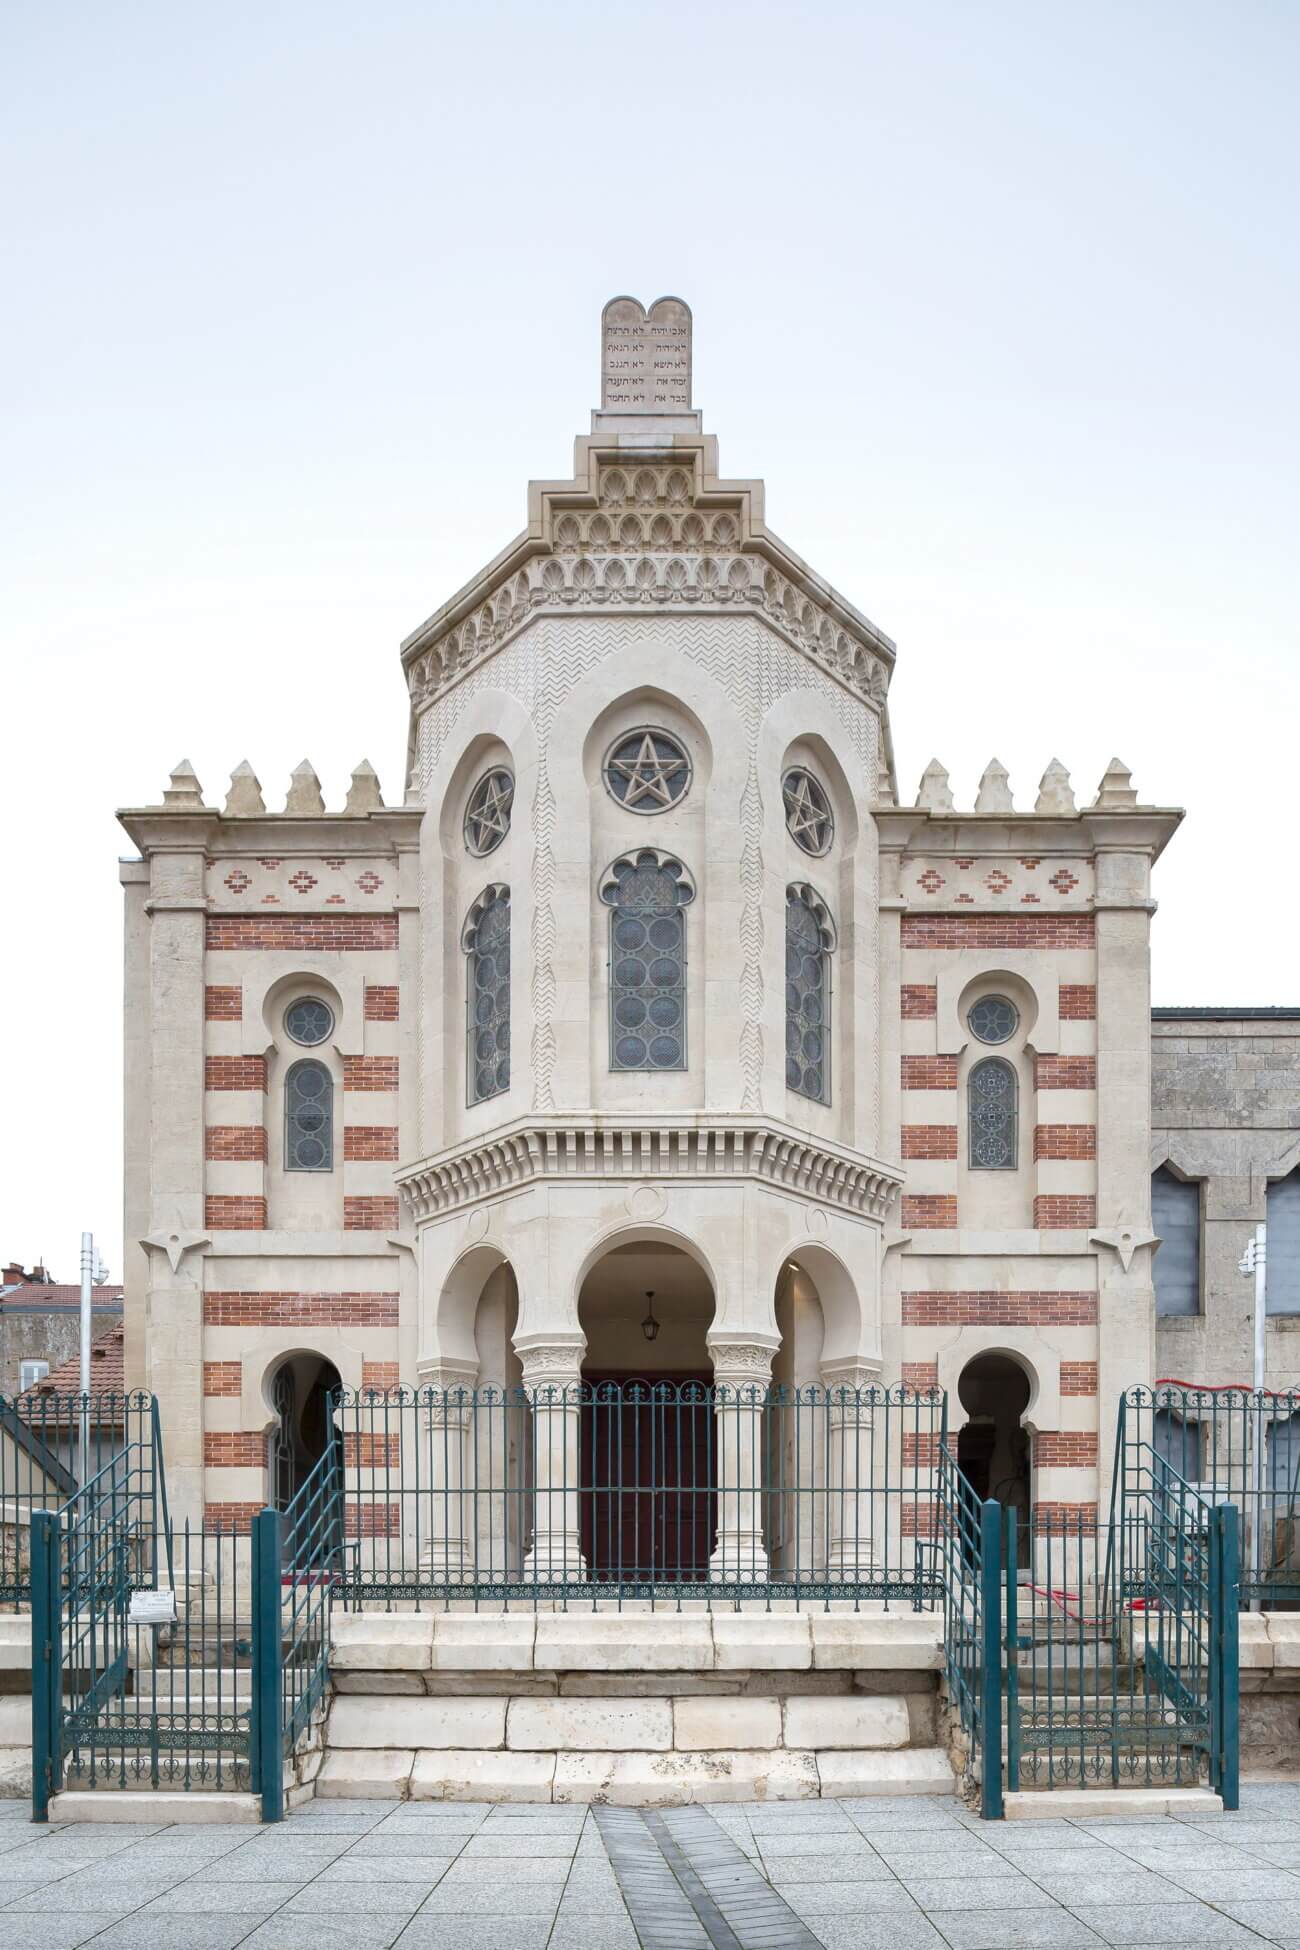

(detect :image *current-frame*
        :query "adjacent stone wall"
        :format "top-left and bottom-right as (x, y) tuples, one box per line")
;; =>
(1152, 1012), (1300, 1389)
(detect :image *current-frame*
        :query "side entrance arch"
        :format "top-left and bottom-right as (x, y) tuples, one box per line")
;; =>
(956, 1351), (1033, 1568)
(268, 1352), (343, 1510)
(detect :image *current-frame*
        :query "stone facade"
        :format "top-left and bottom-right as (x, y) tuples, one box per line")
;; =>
(116, 299), (1287, 1555)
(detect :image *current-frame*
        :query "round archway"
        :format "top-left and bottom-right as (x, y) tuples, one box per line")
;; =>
(267, 1351), (343, 1510)
(956, 1351), (1033, 1564)
(577, 1241), (716, 1582)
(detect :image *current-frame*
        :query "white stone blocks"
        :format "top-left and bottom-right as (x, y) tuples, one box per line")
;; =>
(784, 1696), (909, 1750)
(553, 1749), (820, 1805)
(329, 1697), (506, 1749)
(49, 1790), (262, 1824)
(711, 1615), (811, 1670)
(411, 1750), (555, 1801)
(1004, 1786), (1221, 1820)
(317, 1749), (415, 1797)
(431, 1614), (536, 1671)
(810, 1613), (943, 1670)
(0, 1618), (31, 1672)
(673, 1697), (782, 1751)
(814, 1748), (955, 1797)
(330, 1613), (434, 1672)
(507, 1698), (672, 1751)
(533, 1613), (713, 1671)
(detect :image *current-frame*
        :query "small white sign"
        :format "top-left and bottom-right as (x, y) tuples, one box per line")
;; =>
(128, 1588), (177, 1626)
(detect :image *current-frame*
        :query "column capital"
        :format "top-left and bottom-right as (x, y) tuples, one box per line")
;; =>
(514, 1333), (586, 1389)
(819, 1357), (882, 1392)
(707, 1334), (778, 1391)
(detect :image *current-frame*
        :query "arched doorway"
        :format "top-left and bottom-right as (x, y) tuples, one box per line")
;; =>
(268, 1352), (343, 1510)
(957, 1352), (1032, 1567)
(577, 1242), (716, 1581)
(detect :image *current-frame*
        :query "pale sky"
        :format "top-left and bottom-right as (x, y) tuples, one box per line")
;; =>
(2, 1), (1296, 1277)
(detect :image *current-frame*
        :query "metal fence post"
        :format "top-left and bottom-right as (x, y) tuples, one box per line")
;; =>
(979, 1498), (1005, 1819)
(30, 1512), (61, 1822)
(251, 1508), (284, 1823)
(1003, 1506), (1020, 1795)
(1213, 1502), (1240, 1812)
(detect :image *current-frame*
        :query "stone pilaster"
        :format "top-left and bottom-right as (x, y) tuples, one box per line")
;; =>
(708, 1335), (778, 1582)
(820, 1356), (883, 1578)
(517, 1333), (587, 1580)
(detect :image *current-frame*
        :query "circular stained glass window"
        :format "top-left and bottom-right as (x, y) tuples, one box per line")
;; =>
(603, 729), (692, 814)
(464, 769), (514, 857)
(968, 995), (1019, 1045)
(285, 998), (334, 1046)
(782, 768), (834, 856)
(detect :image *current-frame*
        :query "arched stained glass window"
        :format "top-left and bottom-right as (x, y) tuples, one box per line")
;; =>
(285, 1060), (333, 1171)
(785, 884), (835, 1105)
(968, 1057), (1017, 1169)
(463, 885), (511, 1104)
(599, 852), (694, 1071)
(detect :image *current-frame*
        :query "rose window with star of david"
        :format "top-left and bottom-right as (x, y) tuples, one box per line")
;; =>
(603, 729), (692, 814)
(782, 768), (834, 856)
(600, 852), (694, 1071)
(463, 769), (514, 857)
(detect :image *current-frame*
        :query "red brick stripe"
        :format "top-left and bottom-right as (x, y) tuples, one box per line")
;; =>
(344, 1126), (399, 1161)
(205, 1125), (267, 1161)
(206, 1055), (267, 1092)
(1034, 1503), (1097, 1533)
(362, 1361), (400, 1390)
(1058, 984), (1096, 1019)
(204, 1432), (266, 1467)
(204, 1292), (399, 1327)
(343, 1056), (399, 1091)
(205, 1196), (267, 1230)
(902, 915), (1094, 948)
(1060, 1362), (1098, 1396)
(1035, 1055), (1096, 1089)
(364, 985), (399, 1020)
(204, 1503), (263, 1533)
(902, 1292), (1098, 1326)
(901, 985), (938, 1018)
(901, 1503), (939, 1538)
(901, 1125), (958, 1159)
(901, 1361), (939, 1390)
(901, 1194), (957, 1229)
(1033, 1124), (1097, 1161)
(902, 1431), (941, 1468)
(1034, 1195), (1097, 1229)
(205, 985), (242, 1020)
(341, 1433), (402, 1469)
(901, 1055), (958, 1089)
(1036, 1432), (1098, 1468)
(344, 1504), (400, 1537)
(203, 1362), (242, 1397)
(344, 1196), (401, 1231)
(206, 916), (398, 951)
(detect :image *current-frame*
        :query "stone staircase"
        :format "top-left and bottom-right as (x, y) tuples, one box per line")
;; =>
(317, 1610), (957, 1805)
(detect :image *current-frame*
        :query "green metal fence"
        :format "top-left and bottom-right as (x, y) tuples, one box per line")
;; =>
(935, 1441), (1003, 1818)
(328, 1381), (946, 1609)
(1121, 1384), (1300, 1604)
(1, 1391), (159, 1606)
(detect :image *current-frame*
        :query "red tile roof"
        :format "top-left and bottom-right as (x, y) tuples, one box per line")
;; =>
(0, 1282), (123, 1311)
(27, 1322), (126, 1399)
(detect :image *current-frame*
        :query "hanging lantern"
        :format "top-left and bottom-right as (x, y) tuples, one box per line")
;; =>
(641, 1290), (660, 1344)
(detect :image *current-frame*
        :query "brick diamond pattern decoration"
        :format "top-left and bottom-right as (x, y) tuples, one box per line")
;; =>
(288, 869), (318, 893)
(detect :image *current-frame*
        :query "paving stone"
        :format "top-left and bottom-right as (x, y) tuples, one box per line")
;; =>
(797, 1918), (949, 1950)
(902, 1874), (1059, 1911)
(241, 1920), (411, 1950)
(80, 1923), (264, 1950)
(390, 1923), (553, 1949)
(0, 1918), (129, 1950)
(1066, 1903), (1263, 1945)
(279, 1881), (437, 1914)
(924, 1913), (1108, 1950)
(319, 1857), (457, 1882)
(779, 1880), (924, 1914)
(136, 1880), (307, 1913)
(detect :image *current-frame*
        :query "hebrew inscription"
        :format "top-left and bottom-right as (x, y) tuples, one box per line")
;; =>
(601, 295), (692, 411)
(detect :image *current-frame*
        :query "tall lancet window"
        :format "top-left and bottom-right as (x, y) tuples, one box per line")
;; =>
(600, 851), (695, 1071)
(968, 1057), (1018, 1169)
(785, 884), (835, 1105)
(285, 1060), (333, 1171)
(463, 885), (511, 1104)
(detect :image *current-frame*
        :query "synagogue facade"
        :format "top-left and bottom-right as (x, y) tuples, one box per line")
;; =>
(116, 298), (1295, 1567)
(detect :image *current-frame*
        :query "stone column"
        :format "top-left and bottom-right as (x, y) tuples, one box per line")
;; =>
(820, 1358), (882, 1581)
(418, 1359), (478, 1582)
(517, 1335), (587, 1581)
(708, 1336), (778, 1585)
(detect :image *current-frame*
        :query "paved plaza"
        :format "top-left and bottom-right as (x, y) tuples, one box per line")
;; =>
(3, 1786), (1300, 1950)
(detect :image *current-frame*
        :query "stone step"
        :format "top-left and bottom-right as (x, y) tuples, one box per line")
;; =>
(315, 1743), (956, 1803)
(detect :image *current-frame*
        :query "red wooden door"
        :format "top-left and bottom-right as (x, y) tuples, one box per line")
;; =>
(581, 1375), (716, 1581)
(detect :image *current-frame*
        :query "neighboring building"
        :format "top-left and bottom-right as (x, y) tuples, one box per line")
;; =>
(113, 297), (1279, 1564)
(0, 1266), (123, 1398)
(1151, 1010), (1300, 1390)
